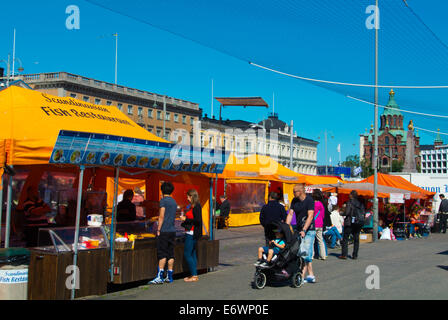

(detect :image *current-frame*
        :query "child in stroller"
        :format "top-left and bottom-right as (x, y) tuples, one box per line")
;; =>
(253, 221), (304, 289)
(254, 229), (286, 268)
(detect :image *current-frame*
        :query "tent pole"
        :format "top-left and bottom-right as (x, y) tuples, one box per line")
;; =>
(71, 165), (85, 300)
(213, 173), (218, 236)
(109, 167), (120, 282)
(4, 173), (13, 248)
(209, 178), (213, 240)
(0, 175), (3, 247)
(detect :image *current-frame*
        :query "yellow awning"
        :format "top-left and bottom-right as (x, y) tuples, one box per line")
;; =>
(217, 153), (303, 183)
(0, 86), (167, 166)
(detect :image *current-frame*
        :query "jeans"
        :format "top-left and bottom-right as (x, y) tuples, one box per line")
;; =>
(325, 226), (343, 248)
(341, 224), (361, 258)
(315, 228), (327, 259)
(301, 230), (316, 263)
(440, 214), (448, 233)
(184, 234), (198, 276)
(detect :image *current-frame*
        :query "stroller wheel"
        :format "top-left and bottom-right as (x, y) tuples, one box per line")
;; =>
(254, 271), (267, 289)
(291, 272), (303, 288)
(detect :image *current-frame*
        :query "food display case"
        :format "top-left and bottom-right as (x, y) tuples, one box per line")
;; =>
(28, 226), (109, 300)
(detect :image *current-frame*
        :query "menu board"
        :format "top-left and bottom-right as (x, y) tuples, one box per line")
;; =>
(49, 130), (229, 174)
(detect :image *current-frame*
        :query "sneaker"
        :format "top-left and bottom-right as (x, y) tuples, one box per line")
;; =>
(149, 276), (164, 284)
(259, 262), (270, 268)
(164, 270), (174, 283)
(254, 259), (263, 267)
(304, 275), (316, 283)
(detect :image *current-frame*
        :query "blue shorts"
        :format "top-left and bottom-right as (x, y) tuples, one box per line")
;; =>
(262, 246), (281, 255)
(301, 230), (316, 263)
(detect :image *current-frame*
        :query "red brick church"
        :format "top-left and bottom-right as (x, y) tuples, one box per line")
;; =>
(360, 89), (421, 172)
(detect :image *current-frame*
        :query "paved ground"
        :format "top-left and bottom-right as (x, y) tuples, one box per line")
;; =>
(91, 226), (448, 300)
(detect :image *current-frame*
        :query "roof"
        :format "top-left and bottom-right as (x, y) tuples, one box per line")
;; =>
(258, 113), (287, 131)
(214, 97), (269, 107)
(0, 86), (168, 166)
(382, 89), (403, 117)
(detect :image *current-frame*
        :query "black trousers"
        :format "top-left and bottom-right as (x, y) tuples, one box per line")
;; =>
(341, 224), (362, 258)
(440, 213), (448, 233)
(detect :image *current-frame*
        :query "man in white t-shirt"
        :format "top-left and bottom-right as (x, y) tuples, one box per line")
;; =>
(324, 205), (344, 248)
(328, 193), (338, 212)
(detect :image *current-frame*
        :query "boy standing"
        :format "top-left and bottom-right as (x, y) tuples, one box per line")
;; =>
(149, 182), (177, 284)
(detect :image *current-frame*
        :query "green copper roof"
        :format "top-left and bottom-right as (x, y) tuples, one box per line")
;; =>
(435, 129), (443, 143)
(367, 129), (407, 144)
(382, 89), (402, 117)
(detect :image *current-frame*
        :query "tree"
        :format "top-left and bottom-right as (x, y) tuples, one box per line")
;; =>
(391, 160), (404, 173)
(342, 155), (360, 168)
(360, 158), (374, 178)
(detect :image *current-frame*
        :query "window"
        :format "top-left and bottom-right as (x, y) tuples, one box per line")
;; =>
(190, 117), (194, 125)
(157, 111), (162, 120)
(95, 98), (101, 105)
(70, 93), (77, 98)
(138, 107), (143, 116)
(182, 115), (187, 124)
(106, 101), (112, 106)
(117, 103), (122, 111)
(147, 125), (154, 133)
(83, 96), (89, 102)
(148, 109), (153, 118)
(165, 112), (171, 121)
(385, 136), (389, 145)
(156, 127), (162, 137)
(174, 114), (179, 123)
(127, 105), (133, 115)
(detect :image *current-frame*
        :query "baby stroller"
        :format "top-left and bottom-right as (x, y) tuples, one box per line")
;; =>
(254, 221), (305, 289)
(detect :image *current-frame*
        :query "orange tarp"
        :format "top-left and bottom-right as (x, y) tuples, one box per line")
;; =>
(0, 86), (167, 166)
(360, 173), (435, 198)
(217, 153), (303, 182)
(296, 175), (343, 185)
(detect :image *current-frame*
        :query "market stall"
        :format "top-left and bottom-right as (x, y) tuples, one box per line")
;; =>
(0, 86), (224, 299)
(215, 154), (303, 227)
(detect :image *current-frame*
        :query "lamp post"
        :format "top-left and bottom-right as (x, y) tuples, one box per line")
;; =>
(318, 130), (334, 175)
(1, 55), (24, 87)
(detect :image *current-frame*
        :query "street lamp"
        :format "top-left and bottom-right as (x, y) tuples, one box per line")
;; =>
(317, 129), (334, 175)
(0, 54), (25, 87)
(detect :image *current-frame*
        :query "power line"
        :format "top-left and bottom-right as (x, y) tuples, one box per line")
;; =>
(346, 95), (448, 119)
(250, 62), (448, 89)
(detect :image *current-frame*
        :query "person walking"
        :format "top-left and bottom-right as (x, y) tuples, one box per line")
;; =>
(286, 184), (316, 283)
(149, 182), (177, 284)
(438, 194), (448, 234)
(216, 195), (231, 229)
(260, 192), (287, 245)
(339, 190), (365, 260)
(180, 189), (203, 282)
(312, 189), (327, 260)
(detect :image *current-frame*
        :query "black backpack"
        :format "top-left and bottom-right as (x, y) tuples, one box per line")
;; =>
(350, 200), (366, 225)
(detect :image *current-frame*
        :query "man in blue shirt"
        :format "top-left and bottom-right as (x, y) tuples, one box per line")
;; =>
(149, 181), (177, 284)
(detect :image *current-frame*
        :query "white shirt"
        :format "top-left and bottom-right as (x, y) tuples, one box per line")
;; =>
(330, 209), (344, 234)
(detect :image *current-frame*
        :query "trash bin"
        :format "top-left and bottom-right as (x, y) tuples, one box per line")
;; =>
(0, 248), (30, 300)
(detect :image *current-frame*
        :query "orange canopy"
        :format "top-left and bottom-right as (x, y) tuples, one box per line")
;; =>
(217, 153), (303, 183)
(0, 86), (167, 166)
(296, 174), (343, 185)
(360, 173), (435, 198)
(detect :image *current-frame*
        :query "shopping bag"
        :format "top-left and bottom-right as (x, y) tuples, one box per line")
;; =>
(298, 236), (309, 257)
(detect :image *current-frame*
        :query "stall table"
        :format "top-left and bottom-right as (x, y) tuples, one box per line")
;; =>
(112, 237), (219, 284)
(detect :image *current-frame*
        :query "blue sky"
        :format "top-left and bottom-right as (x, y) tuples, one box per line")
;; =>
(0, 0), (446, 166)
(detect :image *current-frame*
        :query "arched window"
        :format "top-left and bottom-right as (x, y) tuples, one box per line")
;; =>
(385, 136), (389, 145)
(383, 158), (388, 166)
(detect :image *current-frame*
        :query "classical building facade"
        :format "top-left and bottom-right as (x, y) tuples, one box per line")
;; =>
(19, 72), (202, 142)
(199, 112), (319, 174)
(360, 90), (421, 172)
